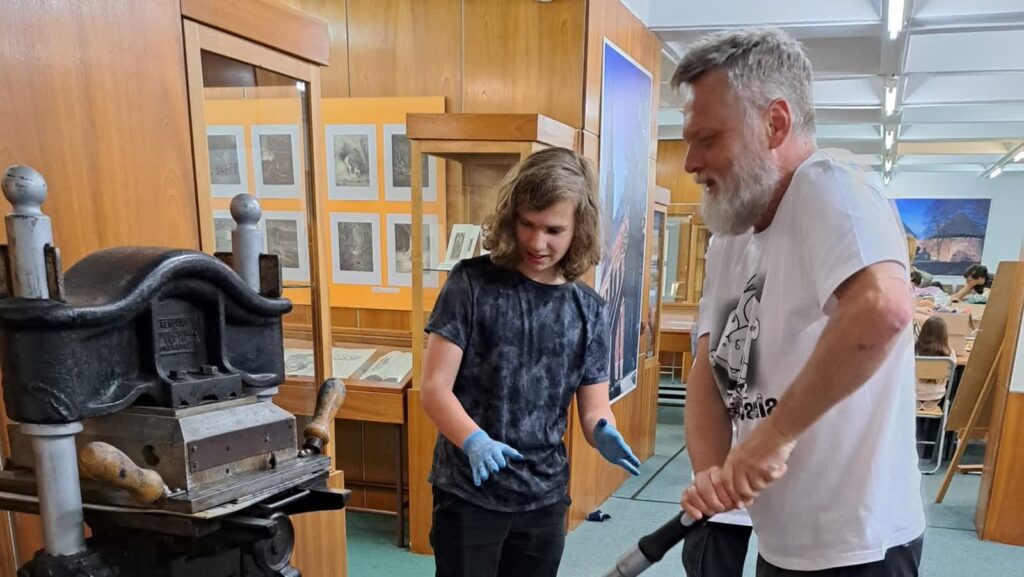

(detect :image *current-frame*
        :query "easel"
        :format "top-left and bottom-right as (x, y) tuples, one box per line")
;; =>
(935, 261), (1018, 503)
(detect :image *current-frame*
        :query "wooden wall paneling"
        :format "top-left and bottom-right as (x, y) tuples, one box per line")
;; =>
(657, 140), (702, 204)
(0, 0), (199, 263)
(181, 0), (330, 65)
(346, 0), (462, 110)
(462, 0), (587, 128)
(281, 0), (351, 97)
(358, 309), (411, 331)
(291, 470), (348, 577)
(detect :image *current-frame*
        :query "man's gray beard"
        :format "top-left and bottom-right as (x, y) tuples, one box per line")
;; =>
(699, 145), (781, 236)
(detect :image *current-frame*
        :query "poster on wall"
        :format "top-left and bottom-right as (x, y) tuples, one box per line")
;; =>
(383, 124), (437, 202)
(207, 126), (248, 198)
(330, 212), (382, 285)
(386, 213), (440, 287)
(262, 211), (310, 283)
(596, 39), (652, 403)
(895, 199), (992, 276)
(326, 124), (378, 201)
(252, 125), (302, 198)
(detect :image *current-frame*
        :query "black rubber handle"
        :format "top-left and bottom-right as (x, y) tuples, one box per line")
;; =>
(637, 513), (706, 563)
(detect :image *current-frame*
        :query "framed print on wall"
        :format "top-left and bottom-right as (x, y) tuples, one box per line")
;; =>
(386, 213), (439, 287)
(326, 124), (378, 201)
(330, 212), (382, 285)
(383, 124), (436, 202)
(252, 124), (302, 198)
(213, 209), (235, 253)
(207, 125), (248, 198)
(262, 210), (310, 283)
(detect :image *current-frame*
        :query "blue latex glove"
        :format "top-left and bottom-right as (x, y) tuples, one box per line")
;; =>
(594, 418), (641, 476)
(461, 430), (525, 486)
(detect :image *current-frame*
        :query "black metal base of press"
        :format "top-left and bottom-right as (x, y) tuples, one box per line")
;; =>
(18, 517), (300, 577)
(16, 484), (349, 577)
(17, 548), (115, 577)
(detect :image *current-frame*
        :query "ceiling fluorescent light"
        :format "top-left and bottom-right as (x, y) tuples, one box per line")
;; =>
(887, 0), (905, 40)
(1014, 149), (1024, 162)
(988, 166), (1003, 179)
(884, 158), (893, 172)
(884, 86), (897, 115)
(884, 130), (894, 149)
(883, 172), (892, 185)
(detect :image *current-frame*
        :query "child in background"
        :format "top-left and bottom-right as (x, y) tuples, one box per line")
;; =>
(420, 147), (640, 577)
(915, 316), (957, 415)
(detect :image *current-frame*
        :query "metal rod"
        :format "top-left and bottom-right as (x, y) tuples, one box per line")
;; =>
(230, 193), (263, 292)
(2, 165), (87, 556)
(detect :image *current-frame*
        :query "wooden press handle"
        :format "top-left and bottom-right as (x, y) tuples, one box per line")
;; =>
(303, 378), (347, 454)
(78, 442), (166, 505)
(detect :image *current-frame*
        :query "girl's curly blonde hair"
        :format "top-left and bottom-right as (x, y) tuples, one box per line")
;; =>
(481, 147), (602, 281)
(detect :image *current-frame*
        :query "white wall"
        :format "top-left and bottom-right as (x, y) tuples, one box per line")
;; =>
(885, 171), (1024, 280)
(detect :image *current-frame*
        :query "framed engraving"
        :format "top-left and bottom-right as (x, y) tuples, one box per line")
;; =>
(326, 124), (378, 201)
(330, 212), (382, 285)
(207, 125), (248, 198)
(252, 124), (302, 198)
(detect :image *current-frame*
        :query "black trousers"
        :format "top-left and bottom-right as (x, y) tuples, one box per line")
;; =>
(430, 488), (569, 577)
(756, 535), (924, 577)
(682, 521), (754, 577)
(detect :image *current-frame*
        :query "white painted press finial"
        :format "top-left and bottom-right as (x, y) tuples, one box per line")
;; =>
(2, 165), (48, 216)
(230, 193), (262, 227)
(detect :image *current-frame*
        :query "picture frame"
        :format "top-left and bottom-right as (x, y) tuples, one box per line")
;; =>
(212, 209), (235, 254)
(261, 211), (309, 283)
(386, 213), (440, 288)
(251, 124), (302, 198)
(330, 212), (382, 285)
(383, 124), (436, 202)
(206, 125), (248, 198)
(438, 224), (482, 270)
(326, 124), (378, 201)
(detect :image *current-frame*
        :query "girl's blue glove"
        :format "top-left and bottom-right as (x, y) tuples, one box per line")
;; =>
(594, 418), (641, 476)
(461, 430), (525, 486)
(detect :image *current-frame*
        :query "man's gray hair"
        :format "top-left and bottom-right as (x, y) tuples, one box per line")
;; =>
(672, 28), (816, 137)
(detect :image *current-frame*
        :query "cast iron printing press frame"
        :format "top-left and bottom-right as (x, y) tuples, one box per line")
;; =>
(0, 166), (347, 577)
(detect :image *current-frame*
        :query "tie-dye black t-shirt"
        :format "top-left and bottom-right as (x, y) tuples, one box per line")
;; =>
(426, 256), (610, 512)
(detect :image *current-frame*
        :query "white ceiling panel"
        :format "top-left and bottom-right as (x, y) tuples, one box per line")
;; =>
(817, 124), (883, 139)
(814, 77), (883, 106)
(900, 122), (1024, 140)
(906, 30), (1024, 73)
(904, 74), (1024, 105)
(901, 103), (1024, 123)
(649, 0), (879, 29)
(914, 0), (1024, 20)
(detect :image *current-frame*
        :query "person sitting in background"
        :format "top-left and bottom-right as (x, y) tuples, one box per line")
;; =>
(951, 264), (989, 304)
(915, 316), (957, 416)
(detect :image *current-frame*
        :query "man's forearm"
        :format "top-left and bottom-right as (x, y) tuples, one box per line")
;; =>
(767, 285), (912, 441)
(686, 339), (733, 472)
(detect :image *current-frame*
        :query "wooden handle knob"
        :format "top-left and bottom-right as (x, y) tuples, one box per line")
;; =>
(303, 378), (347, 454)
(79, 442), (166, 505)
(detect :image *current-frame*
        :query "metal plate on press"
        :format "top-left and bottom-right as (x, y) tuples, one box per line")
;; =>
(187, 420), (294, 473)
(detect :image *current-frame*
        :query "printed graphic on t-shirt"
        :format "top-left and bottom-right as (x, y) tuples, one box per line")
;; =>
(709, 273), (778, 421)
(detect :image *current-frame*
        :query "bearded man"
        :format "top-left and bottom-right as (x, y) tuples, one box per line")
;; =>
(674, 28), (926, 577)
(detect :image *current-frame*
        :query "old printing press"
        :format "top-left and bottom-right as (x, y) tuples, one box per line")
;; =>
(0, 166), (347, 576)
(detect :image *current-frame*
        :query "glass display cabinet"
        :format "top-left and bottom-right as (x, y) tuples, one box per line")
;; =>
(402, 113), (578, 553)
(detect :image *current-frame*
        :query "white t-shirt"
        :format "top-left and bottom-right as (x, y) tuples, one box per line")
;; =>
(696, 151), (925, 570)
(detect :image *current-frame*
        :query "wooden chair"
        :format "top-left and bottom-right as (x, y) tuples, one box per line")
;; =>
(915, 356), (956, 474)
